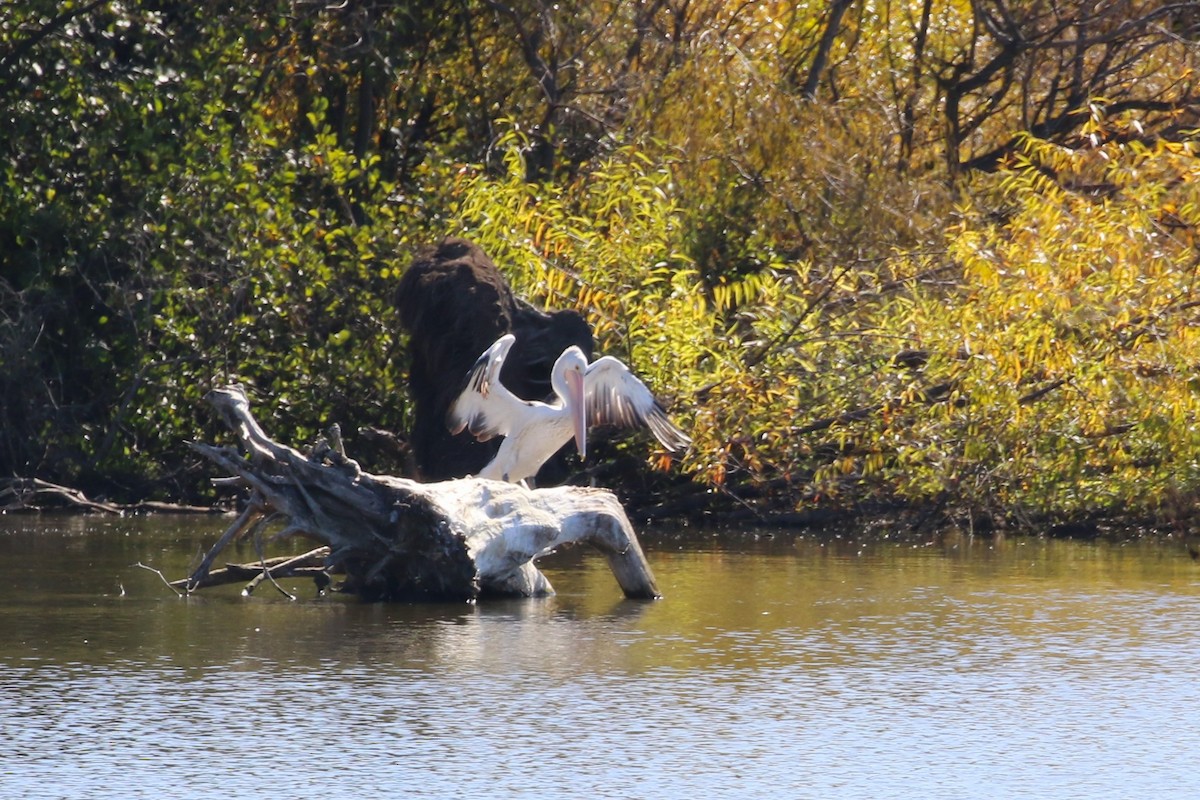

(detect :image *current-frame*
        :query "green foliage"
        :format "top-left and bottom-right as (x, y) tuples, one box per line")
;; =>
(2, 0), (1198, 526)
(449, 117), (1200, 523)
(909, 129), (1200, 520)
(0, 1), (453, 499)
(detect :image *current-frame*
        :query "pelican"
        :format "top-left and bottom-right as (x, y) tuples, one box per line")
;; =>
(447, 334), (691, 484)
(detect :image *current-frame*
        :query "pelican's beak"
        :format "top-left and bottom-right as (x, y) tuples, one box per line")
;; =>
(566, 368), (587, 461)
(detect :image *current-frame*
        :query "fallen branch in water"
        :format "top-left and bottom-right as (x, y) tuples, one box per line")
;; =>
(181, 385), (660, 602)
(171, 548), (332, 595)
(0, 477), (224, 515)
(1, 478), (122, 514)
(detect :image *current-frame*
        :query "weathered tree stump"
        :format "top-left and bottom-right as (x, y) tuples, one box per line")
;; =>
(184, 386), (659, 602)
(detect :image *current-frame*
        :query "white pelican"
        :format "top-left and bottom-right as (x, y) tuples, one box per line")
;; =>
(447, 333), (691, 484)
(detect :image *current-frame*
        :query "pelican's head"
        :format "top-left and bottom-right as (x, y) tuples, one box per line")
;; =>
(554, 346), (589, 460)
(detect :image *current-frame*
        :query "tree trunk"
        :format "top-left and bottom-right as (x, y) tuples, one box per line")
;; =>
(185, 386), (660, 602)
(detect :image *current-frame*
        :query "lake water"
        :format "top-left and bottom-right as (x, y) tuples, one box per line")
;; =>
(1, 514), (1197, 799)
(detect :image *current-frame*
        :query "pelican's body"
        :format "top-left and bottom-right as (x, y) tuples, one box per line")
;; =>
(447, 334), (691, 484)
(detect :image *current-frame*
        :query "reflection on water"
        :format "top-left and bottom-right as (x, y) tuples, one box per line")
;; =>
(1, 515), (1198, 799)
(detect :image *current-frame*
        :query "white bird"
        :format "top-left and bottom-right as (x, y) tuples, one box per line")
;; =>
(447, 333), (691, 484)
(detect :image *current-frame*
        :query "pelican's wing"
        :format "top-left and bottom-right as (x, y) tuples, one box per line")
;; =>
(446, 334), (527, 442)
(585, 356), (692, 452)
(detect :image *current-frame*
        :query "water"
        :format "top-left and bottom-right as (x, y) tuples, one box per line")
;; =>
(1, 514), (1198, 799)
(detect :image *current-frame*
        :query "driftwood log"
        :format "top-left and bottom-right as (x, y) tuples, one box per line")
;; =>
(182, 386), (659, 602)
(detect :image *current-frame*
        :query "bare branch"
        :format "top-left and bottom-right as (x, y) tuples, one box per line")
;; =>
(135, 562), (183, 598)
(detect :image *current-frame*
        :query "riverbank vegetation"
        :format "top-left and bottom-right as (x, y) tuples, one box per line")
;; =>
(3, 1), (1198, 530)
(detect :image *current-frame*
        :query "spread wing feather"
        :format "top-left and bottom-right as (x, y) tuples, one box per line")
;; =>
(446, 334), (526, 442)
(584, 356), (692, 452)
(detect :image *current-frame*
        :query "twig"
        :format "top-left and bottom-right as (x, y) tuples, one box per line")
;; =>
(792, 382), (953, 434)
(135, 562), (183, 597)
(169, 550), (332, 590)
(1018, 378), (1069, 405)
(187, 504), (264, 592)
(251, 520), (296, 600)
(243, 548), (330, 597)
(743, 262), (856, 369)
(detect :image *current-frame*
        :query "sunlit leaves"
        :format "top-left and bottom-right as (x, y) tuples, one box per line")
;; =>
(906, 131), (1200, 519)
(3, 0), (1199, 522)
(431, 112), (1200, 523)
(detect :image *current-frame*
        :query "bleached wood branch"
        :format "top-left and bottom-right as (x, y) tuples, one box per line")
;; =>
(184, 386), (659, 601)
